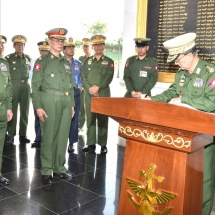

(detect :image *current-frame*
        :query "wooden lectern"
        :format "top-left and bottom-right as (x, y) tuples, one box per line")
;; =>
(91, 97), (215, 215)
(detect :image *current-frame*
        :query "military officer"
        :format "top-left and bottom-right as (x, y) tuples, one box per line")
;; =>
(123, 38), (158, 98)
(0, 35), (13, 185)
(31, 28), (75, 184)
(5, 35), (31, 145)
(144, 33), (215, 215)
(63, 37), (82, 153)
(31, 41), (50, 148)
(78, 38), (92, 132)
(81, 35), (114, 154)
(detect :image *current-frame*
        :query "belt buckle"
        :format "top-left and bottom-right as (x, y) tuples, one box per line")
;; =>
(64, 92), (69, 96)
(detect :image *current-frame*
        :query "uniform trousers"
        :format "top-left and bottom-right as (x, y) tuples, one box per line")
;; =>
(40, 92), (72, 175)
(203, 142), (215, 215)
(34, 109), (41, 142)
(85, 88), (110, 146)
(7, 82), (30, 137)
(79, 89), (86, 130)
(69, 87), (81, 144)
(0, 103), (7, 175)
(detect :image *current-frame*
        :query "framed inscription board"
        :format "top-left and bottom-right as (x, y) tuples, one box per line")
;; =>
(146, 0), (215, 73)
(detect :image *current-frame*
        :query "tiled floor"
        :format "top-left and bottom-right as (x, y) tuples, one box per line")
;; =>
(0, 123), (124, 215)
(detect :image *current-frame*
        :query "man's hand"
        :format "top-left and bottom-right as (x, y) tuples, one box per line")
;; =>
(36, 108), (48, 123)
(169, 97), (182, 105)
(141, 94), (151, 100)
(89, 85), (99, 97)
(72, 107), (75, 118)
(7, 109), (13, 121)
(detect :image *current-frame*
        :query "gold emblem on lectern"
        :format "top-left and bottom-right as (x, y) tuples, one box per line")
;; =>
(126, 163), (177, 215)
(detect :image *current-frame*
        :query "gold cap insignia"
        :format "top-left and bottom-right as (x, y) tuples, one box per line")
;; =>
(138, 39), (142, 43)
(69, 37), (73, 42)
(59, 29), (65, 35)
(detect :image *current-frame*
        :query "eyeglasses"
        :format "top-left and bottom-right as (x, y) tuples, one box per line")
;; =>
(175, 54), (186, 64)
(50, 38), (65, 43)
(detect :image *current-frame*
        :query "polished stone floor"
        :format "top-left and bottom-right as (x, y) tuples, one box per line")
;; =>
(0, 121), (124, 215)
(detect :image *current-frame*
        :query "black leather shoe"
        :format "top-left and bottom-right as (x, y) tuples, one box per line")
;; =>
(53, 171), (73, 179)
(31, 141), (41, 148)
(101, 146), (108, 154)
(5, 135), (14, 145)
(68, 144), (74, 153)
(42, 175), (53, 184)
(19, 136), (30, 144)
(0, 176), (10, 186)
(82, 145), (96, 153)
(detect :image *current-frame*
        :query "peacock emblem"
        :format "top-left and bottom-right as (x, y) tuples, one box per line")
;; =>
(126, 163), (177, 215)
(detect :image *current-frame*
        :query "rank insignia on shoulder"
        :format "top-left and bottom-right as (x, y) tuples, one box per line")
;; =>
(39, 57), (42, 60)
(206, 65), (215, 73)
(6, 55), (10, 58)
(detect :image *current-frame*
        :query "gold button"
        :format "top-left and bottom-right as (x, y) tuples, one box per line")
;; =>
(64, 92), (69, 96)
(0, 102), (2, 105)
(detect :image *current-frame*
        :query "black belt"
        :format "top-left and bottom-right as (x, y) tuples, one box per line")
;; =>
(42, 88), (70, 96)
(11, 80), (28, 84)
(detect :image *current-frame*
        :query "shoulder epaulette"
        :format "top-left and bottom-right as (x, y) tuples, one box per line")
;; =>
(206, 65), (215, 73)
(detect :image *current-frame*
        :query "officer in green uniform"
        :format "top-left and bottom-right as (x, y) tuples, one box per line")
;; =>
(144, 33), (215, 215)
(123, 38), (158, 98)
(78, 38), (92, 132)
(0, 35), (13, 185)
(5, 35), (31, 145)
(31, 41), (50, 149)
(81, 35), (114, 154)
(31, 28), (75, 184)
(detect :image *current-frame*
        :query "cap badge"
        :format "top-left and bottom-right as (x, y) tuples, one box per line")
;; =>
(96, 36), (100, 40)
(138, 39), (142, 43)
(69, 37), (73, 42)
(17, 35), (22, 40)
(59, 29), (65, 35)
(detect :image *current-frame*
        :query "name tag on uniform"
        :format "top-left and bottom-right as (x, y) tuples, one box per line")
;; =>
(139, 71), (147, 77)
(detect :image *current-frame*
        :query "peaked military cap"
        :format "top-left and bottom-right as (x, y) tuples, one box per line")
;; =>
(12, 35), (27, 43)
(82, 38), (91, 45)
(0, 35), (7, 43)
(163, 32), (196, 63)
(37, 41), (50, 51)
(134, 38), (151, 47)
(45, 28), (68, 39)
(91, 35), (106, 45)
(64, 37), (75, 47)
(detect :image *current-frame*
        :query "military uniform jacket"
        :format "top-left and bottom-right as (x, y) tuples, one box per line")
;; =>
(31, 51), (75, 109)
(81, 55), (114, 91)
(79, 55), (86, 64)
(152, 59), (215, 112)
(0, 57), (12, 109)
(123, 55), (158, 97)
(5, 53), (31, 81)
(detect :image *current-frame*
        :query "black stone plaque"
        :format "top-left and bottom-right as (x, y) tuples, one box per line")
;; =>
(147, 0), (215, 72)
